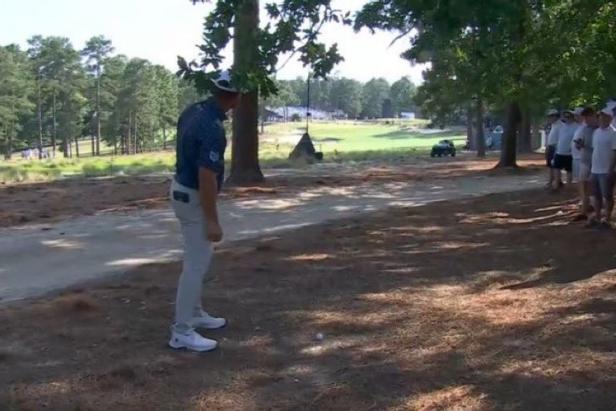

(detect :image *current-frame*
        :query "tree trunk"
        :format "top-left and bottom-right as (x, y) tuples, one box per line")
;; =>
(518, 106), (532, 153)
(37, 80), (43, 159)
(133, 117), (138, 154)
(531, 121), (541, 150)
(52, 91), (57, 157)
(96, 71), (101, 156)
(74, 136), (80, 158)
(162, 124), (167, 150)
(476, 98), (486, 158)
(497, 101), (520, 168)
(228, 0), (264, 185)
(466, 107), (475, 151)
(5, 125), (13, 160)
(127, 112), (132, 155)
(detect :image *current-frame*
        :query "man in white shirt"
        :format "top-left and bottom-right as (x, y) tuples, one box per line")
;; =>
(545, 109), (561, 188)
(572, 107), (597, 220)
(589, 106), (616, 228)
(552, 109), (579, 190)
(608, 100), (616, 130)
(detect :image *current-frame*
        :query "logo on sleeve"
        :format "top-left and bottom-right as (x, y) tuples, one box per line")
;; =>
(209, 151), (220, 162)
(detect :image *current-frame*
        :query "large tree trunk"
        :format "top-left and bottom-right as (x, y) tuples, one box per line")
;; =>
(228, 0), (264, 185)
(476, 98), (486, 158)
(518, 106), (532, 153)
(466, 107), (476, 151)
(497, 101), (520, 168)
(96, 72), (101, 156)
(37, 81), (43, 159)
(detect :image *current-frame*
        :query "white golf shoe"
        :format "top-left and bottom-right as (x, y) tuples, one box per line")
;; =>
(168, 330), (218, 352)
(190, 311), (227, 330)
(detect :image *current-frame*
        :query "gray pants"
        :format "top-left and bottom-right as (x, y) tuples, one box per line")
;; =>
(170, 179), (214, 334)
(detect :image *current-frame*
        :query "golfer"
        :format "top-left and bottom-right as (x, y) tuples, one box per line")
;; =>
(168, 70), (240, 352)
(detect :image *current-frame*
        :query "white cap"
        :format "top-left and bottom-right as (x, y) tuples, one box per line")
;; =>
(600, 105), (614, 116)
(211, 70), (238, 93)
(606, 101), (616, 112)
(546, 109), (559, 116)
(563, 108), (576, 115)
(572, 107), (584, 116)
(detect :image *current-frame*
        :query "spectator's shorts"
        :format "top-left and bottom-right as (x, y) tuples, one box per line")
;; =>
(591, 173), (614, 199)
(553, 154), (573, 172)
(572, 159), (581, 181)
(546, 145), (556, 168)
(579, 163), (592, 182)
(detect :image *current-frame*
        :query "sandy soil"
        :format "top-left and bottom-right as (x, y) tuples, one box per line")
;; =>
(0, 154), (543, 228)
(2, 187), (615, 410)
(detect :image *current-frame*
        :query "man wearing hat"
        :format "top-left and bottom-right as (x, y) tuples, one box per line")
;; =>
(572, 107), (597, 220)
(588, 105), (616, 228)
(607, 100), (616, 130)
(168, 70), (240, 352)
(545, 109), (561, 188)
(552, 109), (578, 190)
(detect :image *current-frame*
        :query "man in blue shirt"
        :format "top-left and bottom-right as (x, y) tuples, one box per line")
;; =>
(168, 70), (240, 352)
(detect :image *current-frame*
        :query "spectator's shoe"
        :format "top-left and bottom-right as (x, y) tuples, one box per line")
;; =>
(169, 330), (218, 352)
(585, 219), (600, 229)
(190, 311), (227, 330)
(572, 213), (587, 222)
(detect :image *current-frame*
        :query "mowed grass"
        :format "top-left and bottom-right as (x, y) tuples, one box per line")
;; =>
(0, 120), (465, 183)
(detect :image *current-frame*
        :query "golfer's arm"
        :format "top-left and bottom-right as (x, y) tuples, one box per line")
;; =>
(199, 167), (219, 224)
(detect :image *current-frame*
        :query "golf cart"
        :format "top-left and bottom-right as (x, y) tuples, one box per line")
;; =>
(430, 140), (456, 157)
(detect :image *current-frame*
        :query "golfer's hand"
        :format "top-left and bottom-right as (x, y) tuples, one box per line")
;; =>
(207, 221), (223, 243)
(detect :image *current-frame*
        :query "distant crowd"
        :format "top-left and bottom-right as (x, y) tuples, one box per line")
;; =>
(545, 101), (616, 228)
(20, 147), (52, 160)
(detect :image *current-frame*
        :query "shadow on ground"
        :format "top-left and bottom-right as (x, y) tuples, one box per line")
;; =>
(2, 187), (614, 410)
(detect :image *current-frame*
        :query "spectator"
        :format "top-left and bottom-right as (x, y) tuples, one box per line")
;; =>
(545, 109), (561, 189)
(572, 107), (597, 221)
(588, 106), (616, 228)
(552, 109), (578, 190)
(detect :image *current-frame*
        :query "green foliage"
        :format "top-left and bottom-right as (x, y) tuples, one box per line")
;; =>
(260, 76), (416, 120)
(361, 78), (390, 118)
(0, 35), (187, 160)
(0, 45), (35, 158)
(390, 77), (417, 116)
(181, 0), (350, 97)
(328, 78), (363, 118)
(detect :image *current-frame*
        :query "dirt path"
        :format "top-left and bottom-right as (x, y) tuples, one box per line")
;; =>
(0, 154), (543, 228)
(0, 171), (544, 303)
(2, 188), (615, 410)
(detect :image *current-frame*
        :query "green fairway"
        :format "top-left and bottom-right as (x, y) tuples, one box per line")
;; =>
(263, 119), (463, 152)
(0, 120), (465, 183)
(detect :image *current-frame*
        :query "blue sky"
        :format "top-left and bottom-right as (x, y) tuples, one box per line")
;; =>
(0, 0), (426, 84)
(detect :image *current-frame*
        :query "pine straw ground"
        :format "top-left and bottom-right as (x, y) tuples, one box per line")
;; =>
(1, 187), (615, 410)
